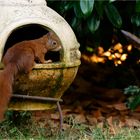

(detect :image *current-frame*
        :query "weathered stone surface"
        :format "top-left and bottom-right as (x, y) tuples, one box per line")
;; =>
(0, 0), (81, 110)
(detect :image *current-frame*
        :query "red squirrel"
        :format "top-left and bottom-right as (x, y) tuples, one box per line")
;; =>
(0, 31), (61, 121)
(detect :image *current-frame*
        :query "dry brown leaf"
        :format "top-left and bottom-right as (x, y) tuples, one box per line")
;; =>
(97, 122), (104, 129)
(107, 116), (118, 135)
(62, 123), (71, 130)
(113, 103), (128, 111)
(62, 108), (73, 115)
(74, 114), (86, 124)
(49, 120), (59, 128)
(73, 106), (84, 114)
(50, 113), (59, 120)
(118, 121), (126, 128)
(86, 115), (97, 125)
(97, 116), (105, 122)
(106, 111), (119, 118)
(135, 106), (140, 112)
(100, 107), (112, 113)
(130, 113), (140, 120)
(120, 110), (129, 116)
(125, 118), (140, 127)
(107, 116), (113, 127)
(92, 109), (102, 119)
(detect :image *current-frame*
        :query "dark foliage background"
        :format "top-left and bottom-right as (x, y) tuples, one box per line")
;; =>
(47, 0), (140, 51)
(47, 0), (140, 109)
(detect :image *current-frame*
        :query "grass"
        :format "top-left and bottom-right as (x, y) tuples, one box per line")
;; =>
(0, 111), (140, 140)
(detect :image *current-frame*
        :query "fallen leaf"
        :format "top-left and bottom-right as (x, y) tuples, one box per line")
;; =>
(50, 113), (59, 120)
(130, 112), (140, 120)
(97, 122), (104, 129)
(74, 114), (86, 124)
(107, 116), (113, 127)
(62, 123), (71, 130)
(125, 118), (140, 127)
(135, 106), (140, 112)
(86, 115), (97, 125)
(73, 106), (84, 114)
(92, 109), (102, 119)
(118, 121), (126, 128)
(62, 108), (73, 115)
(97, 116), (105, 122)
(107, 116), (117, 135)
(113, 103), (128, 111)
(100, 107), (112, 113)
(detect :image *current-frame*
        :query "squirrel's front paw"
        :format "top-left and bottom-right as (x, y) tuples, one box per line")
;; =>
(45, 60), (52, 63)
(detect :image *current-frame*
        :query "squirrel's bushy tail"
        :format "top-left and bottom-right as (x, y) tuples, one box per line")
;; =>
(0, 63), (17, 121)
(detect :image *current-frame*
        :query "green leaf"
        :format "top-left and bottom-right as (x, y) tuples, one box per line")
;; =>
(86, 46), (94, 53)
(71, 17), (81, 29)
(73, 2), (84, 18)
(131, 14), (140, 26)
(124, 85), (140, 95)
(87, 15), (100, 34)
(135, 0), (140, 13)
(129, 95), (140, 110)
(109, 0), (116, 2)
(64, 1), (73, 11)
(104, 3), (122, 28)
(95, 1), (105, 18)
(80, 0), (94, 17)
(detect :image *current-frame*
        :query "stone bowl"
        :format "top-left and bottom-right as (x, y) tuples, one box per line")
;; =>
(0, 61), (80, 110)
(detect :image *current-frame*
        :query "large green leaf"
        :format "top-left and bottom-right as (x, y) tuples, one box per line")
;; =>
(73, 2), (84, 18)
(95, 1), (105, 18)
(104, 3), (122, 28)
(71, 17), (81, 29)
(131, 14), (140, 26)
(64, 1), (73, 11)
(109, 0), (116, 2)
(87, 15), (100, 34)
(124, 85), (140, 110)
(135, 0), (140, 13)
(80, 0), (94, 17)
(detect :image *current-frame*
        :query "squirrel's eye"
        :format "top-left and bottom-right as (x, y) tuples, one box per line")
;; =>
(52, 41), (57, 46)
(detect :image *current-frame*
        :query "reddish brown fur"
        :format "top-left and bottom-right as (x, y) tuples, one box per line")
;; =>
(0, 32), (61, 121)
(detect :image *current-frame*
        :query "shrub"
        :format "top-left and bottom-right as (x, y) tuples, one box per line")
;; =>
(124, 85), (140, 110)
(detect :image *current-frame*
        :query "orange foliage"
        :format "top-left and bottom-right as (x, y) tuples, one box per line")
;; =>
(83, 43), (133, 66)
